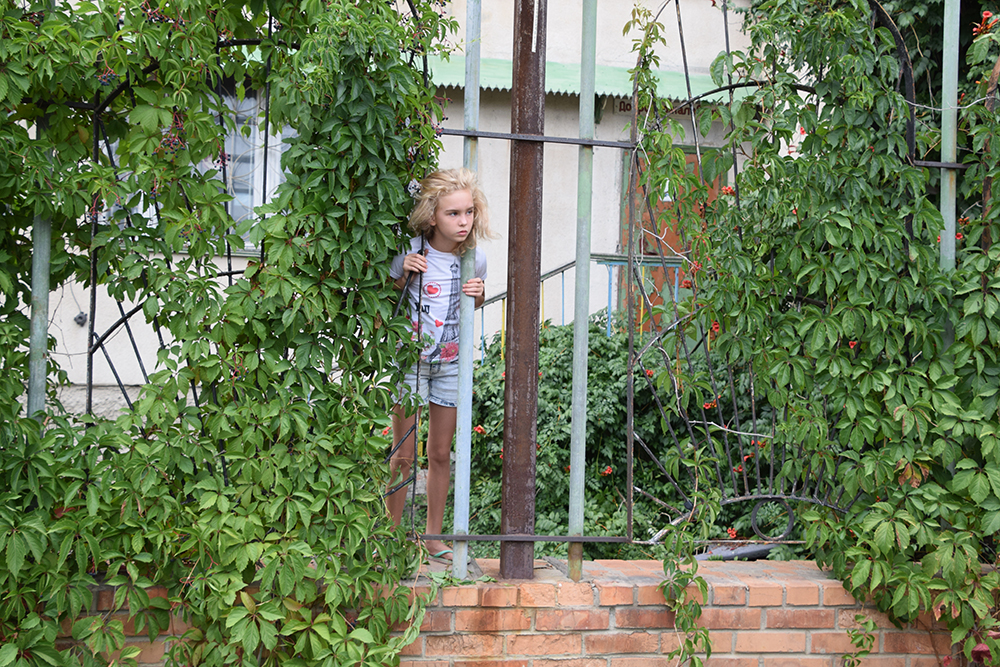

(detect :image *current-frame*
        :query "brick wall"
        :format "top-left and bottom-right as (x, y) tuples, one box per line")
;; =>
(397, 560), (957, 667)
(80, 560), (957, 666)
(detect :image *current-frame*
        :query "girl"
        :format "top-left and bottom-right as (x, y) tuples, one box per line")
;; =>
(387, 168), (493, 560)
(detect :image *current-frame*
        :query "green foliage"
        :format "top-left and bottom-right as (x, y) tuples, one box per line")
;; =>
(467, 317), (671, 560)
(633, 0), (1000, 663)
(1, 1), (454, 666)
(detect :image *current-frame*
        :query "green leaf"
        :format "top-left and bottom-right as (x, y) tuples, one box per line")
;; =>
(0, 643), (18, 667)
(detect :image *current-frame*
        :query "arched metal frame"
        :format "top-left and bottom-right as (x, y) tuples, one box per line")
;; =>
(78, 0), (923, 548)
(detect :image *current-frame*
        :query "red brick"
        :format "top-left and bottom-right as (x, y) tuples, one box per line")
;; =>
(96, 588), (117, 611)
(170, 615), (193, 636)
(908, 658), (954, 667)
(786, 582), (820, 606)
(585, 631), (659, 654)
(763, 659), (834, 667)
(767, 608), (834, 629)
(146, 586), (168, 601)
(421, 610), (452, 632)
(697, 608), (761, 630)
(407, 585), (436, 605)
(442, 586), (480, 607)
(128, 639), (165, 664)
(662, 631), (731, 654)
(455, 662), (528, 667)
(400, 661), (449, 667)
(610, 658), (673, 667)
(637, 583), (667, 605)
(426, 634), (503, 658)
(734, 631), (806, 653)
(481, 584), (518, 607)
(400, 638), (423, 656)
(614, 607), (674, 629)
(534, 660), (605, 667)
(508, 633), (581, 656)
(392, 609), (450, 633)
(712, 582), (746, 606)
(911, 612), (949, 632)
(536, 609), (609, 631)
(455, 609), (532, 632)
(820, 580), (858, 606)
(882, 631), (952, 655)
(856, 659), (907, 667)
(702, 660), (758, 667)
(809, 631), (857, 654)
(747, 581), (784, 607)
(557, 582), (595, 606)
(596, 581), (634, 606)
(684, 583), (706, 605)
(519, 583), (557, 607)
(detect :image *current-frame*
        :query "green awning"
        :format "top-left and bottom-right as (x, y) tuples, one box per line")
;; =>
(426, 55), (724, 102)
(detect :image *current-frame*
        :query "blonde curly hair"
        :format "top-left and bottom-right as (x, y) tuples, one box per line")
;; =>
(408, 168), (494, 255)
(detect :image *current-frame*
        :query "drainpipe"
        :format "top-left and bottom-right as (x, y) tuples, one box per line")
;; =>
(567, 0), (597, 583)
(453, 0), (482, 579)
(502, 0), (546, 580)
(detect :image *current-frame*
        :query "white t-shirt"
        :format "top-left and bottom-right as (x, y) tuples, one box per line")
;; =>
(390, 236), (488, 364)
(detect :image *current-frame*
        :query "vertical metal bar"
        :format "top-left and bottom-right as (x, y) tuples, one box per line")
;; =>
(501, 0), (546, 580)
(28, 205), (51, 418)
(567, 0), (596, 583)
(453, 0), (482, 580)
(606, 265), (612, 338)
(940, 0), (959, 275)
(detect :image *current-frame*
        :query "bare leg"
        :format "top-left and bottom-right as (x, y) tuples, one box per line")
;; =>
(387, 404), (419, 528)
(423, 402), (457, 557)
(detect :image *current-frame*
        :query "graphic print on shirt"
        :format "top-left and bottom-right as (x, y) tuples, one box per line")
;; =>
(425, 261), (460, 363)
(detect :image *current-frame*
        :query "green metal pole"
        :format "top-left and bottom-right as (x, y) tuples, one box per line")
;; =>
(940, 0), (959, 275)
(567, 0), (597, 583)
(453, 0), (482, 579)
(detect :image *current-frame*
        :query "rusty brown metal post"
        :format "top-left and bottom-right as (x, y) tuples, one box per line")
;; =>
(501, 0), (546, 580)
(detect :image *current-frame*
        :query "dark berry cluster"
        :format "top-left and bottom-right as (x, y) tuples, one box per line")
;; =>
(141, 1), (170, 23)
(214, 151), (230, 168)
(23, 11), (44, 27)
(158, 114), (186, 156)
(96, 66), (118, 86)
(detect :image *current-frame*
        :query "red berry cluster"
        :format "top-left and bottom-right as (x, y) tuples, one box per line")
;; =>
(721, 185), (735, 196)
(600, 465), (613, 476)
(681, 278), (692, 289)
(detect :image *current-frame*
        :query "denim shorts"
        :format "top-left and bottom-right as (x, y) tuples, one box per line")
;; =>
(398, 361), (459, 408)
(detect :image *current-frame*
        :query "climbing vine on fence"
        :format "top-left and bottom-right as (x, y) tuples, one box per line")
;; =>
(0, 1), (454, 666)
(633, 0), (1000, 663)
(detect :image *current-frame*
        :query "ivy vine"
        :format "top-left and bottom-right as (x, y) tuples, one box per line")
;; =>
(632, 0), (1000, 663)
(1, 1), (453, 666)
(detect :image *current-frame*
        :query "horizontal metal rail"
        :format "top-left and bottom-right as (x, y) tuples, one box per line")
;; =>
(441, 127), (634, 149)
(480, 254), (684, 308)
(421, 533), (629, 543)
